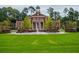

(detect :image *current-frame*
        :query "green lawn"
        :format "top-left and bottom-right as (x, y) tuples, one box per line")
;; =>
(0, 33), (79, 53)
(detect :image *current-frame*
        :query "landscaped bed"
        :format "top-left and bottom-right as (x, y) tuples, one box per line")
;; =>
(0, 32), (79, 53)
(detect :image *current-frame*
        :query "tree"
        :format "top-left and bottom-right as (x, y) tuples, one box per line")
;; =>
(44, 16), (53, 30)
(74, 10), (79, 20)
(53, 11), (60, 20)
(63, 7), (76, 21)
(63, 8), (68, 16)
(61, 16), (69, 25)
(12, 9), (20, 21)
(7, 7), (20, 22)
(22, 16), (32, 29)
(29, 6), (36, 15)
(0, 8), (3, 21)
(68, 8), (74, 21)
(0, 7), (20, 26)
(47, 7), (54, 20)
(63, 7), (79, 31)
(0, 7), (7, 21)
(21, 7), (28, 20)
(2, 18), (11, 30)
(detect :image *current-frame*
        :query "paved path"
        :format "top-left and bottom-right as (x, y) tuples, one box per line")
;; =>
(10, 32), (66, 35)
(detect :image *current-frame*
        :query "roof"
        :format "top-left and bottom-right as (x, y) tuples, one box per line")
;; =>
(16, 19), (22, 21)
(31, 12), (47, 17)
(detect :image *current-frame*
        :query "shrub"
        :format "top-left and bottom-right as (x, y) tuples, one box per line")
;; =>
(0, 19), (11, 33)
(65, 21), (77, 32)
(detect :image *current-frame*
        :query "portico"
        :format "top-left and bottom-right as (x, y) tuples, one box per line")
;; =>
(31, 16), (46, 30)
(30, 6), (47, 31)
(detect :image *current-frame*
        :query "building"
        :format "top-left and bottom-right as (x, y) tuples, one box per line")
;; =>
(30, 6), (48, 30)
(16, 6), (48, 31)
(16, 6), (60, 32)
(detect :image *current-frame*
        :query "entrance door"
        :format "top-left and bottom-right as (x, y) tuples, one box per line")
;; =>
(37, 22), (39, 29)
(36, 22), (39, 31)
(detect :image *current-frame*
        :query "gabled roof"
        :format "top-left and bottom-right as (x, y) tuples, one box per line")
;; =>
(32, 12), (47, 17)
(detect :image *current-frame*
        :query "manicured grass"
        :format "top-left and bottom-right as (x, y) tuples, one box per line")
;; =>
(0, 33), (79, 53)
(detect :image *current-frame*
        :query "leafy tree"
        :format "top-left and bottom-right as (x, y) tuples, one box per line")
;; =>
(7, 7), (20, 22)
(74, 10), (79, 20)
(63, 8), (68, 16)
(53, 11), (60, 20)
(0, 7), (20, 23)
(47, 7), (60, 21)
(2, 18), (11, 30)
(63, 7), (79, 30)
(22, 16), (32, 29)
(0, 7), (7, 21)
(0, 8), (3, 21)
(21, 7), (28, 20)
(47, 7), (54, 20)
(29, 6), (36, 15)
(44, 16), (53, 30)
(68, 8), (75, 21)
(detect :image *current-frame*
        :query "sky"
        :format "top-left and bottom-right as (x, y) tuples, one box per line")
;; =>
(0, 5), (79, 16)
